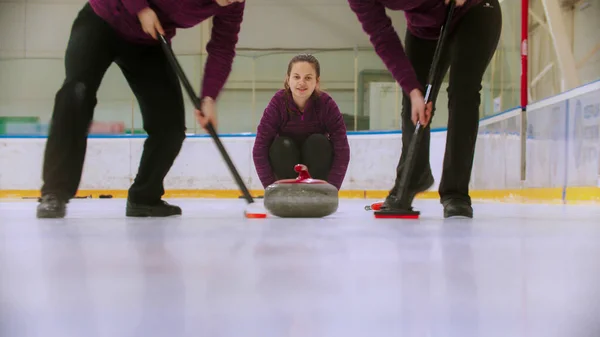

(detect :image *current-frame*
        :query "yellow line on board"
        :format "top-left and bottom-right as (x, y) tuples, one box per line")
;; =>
(1, 187), (598, 203)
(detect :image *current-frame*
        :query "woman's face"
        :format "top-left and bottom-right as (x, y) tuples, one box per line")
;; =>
(287, 61), (319, 100)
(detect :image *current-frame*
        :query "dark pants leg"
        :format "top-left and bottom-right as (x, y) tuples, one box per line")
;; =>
(301, 134), (333, 180)
(116, 42), (186, 204)
(40, 3), (185, 205)
(439, 0), (502, 204)
(392, 29), (451, 195)
(269, 134), (333, 180)
(269, 137), (301, 179)
(394, 0), (501, 205)
(41, 3), (117, 200)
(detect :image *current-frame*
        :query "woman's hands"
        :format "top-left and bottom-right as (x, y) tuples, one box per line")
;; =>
(137, 7), (164, 39)
(195, 97), (218, 131)
(409, 88), (433, 127)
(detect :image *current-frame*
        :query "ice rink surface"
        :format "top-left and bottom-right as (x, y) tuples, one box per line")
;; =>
(1, 198), (599, 337)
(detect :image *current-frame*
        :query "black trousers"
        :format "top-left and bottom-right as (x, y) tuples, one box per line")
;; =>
(396, 0), (502, 204)
(40, 4), (186, 204)
(269, 134), (333, 181)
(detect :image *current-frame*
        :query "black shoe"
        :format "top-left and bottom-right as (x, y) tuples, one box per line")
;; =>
(442, 199), (473, 218)
(126, 199), (182, 217)
(36, 194), (67, 219)
(382, 171), (435, 210)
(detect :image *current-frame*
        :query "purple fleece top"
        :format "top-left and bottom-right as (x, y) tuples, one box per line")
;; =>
(88, 0), (244, 100)
(252, 90), (351, 190)
(348, 0), (482, 96)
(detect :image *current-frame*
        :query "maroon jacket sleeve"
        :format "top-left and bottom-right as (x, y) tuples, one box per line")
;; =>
(122, 0), (149, 15)
(323, 95), (350, 190)
(348, 0), (422, 96)
(252, 92), (283, 188)
(201, 2), (245, 100)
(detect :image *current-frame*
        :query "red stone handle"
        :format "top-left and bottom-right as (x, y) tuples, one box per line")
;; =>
(270, 163), (326, 185)
(294, 164), (312, 181)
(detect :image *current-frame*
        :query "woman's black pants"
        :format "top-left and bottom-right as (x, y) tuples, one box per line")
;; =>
(269, 134), (333, 181)
(40, 3), (186, 204)
(395, 0), (502, 205)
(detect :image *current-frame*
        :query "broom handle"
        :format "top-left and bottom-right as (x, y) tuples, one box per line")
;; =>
(158, 35), (255, 204)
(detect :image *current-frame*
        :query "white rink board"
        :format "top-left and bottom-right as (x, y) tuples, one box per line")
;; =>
(0, 81), (599, 194)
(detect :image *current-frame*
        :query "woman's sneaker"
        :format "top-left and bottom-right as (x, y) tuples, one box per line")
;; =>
(442, 199), (473, 218)
(126, 199), (182, 217)
(382, 172), (435, 210)
(36, 194), (67, 219)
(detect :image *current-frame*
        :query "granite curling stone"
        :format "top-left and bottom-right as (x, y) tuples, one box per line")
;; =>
(264, 164), (339, 218)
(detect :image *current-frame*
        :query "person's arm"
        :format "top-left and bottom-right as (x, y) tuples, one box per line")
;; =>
(201, 2), (245, 100)
(122, 0), (150, 15)
(252, 94), (282, 189)
(348, 0), (421, 96)
(323, 96), (350, 190)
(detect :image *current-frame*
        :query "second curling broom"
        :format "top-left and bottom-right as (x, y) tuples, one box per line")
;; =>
(374, 1), (456, 219)
(158, 34), (267, 219)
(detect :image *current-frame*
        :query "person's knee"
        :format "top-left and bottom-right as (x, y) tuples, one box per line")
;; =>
(56, 81), (95, 108)
(447, 84), (483, 115)
(448, 77), (483, 100)
(306, 133), (328, 143)
(304, 134), (331, 151)
(143, 108), (186, 147)
(304, 133), (331, 151)
(149, 127), (186, 152)
(50, 81), (98, 132)
(271, 136), (295, 150)
(270, 136), (298, 158)
(71, 82), (87, 101)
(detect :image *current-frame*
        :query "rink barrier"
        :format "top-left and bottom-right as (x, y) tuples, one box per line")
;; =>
(1, 80), (599, 204)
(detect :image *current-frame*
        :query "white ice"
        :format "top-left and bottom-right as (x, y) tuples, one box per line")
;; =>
(1, 198), (599, 337)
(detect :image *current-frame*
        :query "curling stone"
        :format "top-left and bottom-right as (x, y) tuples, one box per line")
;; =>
(264, 164), (338, 218)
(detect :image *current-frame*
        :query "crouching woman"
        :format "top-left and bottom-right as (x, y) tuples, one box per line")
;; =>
(252, 54), (350, 190)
